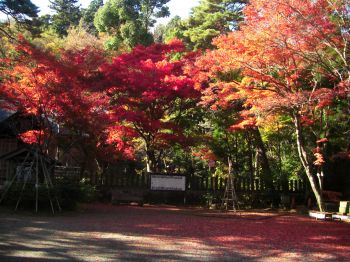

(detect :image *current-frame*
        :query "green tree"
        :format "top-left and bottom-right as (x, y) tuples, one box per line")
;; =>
(163, 16), (189, 43)
(24, 14), (53, 37)
(94, 0), (170, 50)
(49, 0), (82, 37)
(139, 0), (170, 31)
(81, 0), (103, 36)
(0, 0), (39, 37)
(0, 0), (38, 21)
(184, 0), (247, 50)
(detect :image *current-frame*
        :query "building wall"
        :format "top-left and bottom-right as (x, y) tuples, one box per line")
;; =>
(0, 138), (18, 185)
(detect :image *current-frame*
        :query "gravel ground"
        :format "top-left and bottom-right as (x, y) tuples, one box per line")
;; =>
(0, 203), (349, 261)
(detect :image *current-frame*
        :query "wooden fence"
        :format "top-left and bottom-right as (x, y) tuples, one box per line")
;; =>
(53, 166), (81, 184)
(96, 171), (306, 194)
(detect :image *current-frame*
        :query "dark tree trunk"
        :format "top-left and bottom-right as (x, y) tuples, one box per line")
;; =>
(252, 127), (274, 192)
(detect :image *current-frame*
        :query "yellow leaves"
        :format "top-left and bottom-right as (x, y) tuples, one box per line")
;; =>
(64, 26), (105, 52)
(225, 92), (242, 102)
(256, 114), (280, 130)
(240, 76), (254, 87)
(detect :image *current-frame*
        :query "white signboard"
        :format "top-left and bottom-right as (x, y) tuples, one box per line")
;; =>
(150, 175), (186, 191)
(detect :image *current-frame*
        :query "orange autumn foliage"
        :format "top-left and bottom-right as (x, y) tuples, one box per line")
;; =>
(192, 0), (347, 127)
(19, 130), (46, 145)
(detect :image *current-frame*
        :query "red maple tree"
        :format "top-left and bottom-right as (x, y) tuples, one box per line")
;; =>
(101, 40), (200, 172)
(0, 37), (134, 169)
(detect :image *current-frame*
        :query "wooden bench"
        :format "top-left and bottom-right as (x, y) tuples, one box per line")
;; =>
(111, 188), (146, 206)
(323, 190), (341, 212)
(323, 190), (341, 202)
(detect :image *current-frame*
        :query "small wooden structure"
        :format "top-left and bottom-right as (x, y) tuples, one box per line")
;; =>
(221, 159), (239, 211)
(0, 147), (61, 213)
(0, 109), (40, 188)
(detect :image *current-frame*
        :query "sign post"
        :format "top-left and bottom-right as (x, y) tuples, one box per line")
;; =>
(150, 174), (186, 204)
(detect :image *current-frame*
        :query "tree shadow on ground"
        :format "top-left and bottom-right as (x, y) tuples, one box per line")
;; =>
(0, 204), (349, 261)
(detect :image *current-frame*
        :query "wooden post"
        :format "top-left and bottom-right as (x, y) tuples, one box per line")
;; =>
(35, 150), (39, 213)
(15, 152), (35, 211)
(40, 156), (55, 214)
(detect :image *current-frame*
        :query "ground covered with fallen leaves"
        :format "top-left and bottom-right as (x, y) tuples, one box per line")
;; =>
(0, 203), (349, 261)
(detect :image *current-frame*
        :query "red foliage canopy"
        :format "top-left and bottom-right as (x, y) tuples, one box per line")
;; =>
(0, 37), (134, 161)
(101, 40), (200, 151)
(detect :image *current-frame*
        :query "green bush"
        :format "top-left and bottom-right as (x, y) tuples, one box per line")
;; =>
(1, 177), (98, 211)
(55, 177), (98, 210)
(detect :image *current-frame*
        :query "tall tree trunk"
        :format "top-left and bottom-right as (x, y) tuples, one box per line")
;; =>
(246, 133), (254, 189)
(293, 113), (324, 211)
(254, 149), (259, 177)
(252, 128), (274, 192)
(95, 158), (103, 185)
(145, 143), (157, 173)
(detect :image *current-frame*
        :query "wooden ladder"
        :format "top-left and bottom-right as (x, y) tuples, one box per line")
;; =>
(221, 173), (239, 211)
(221, 158), (239, 211)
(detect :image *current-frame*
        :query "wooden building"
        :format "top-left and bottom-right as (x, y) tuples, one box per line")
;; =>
(0, 109), (39, 188)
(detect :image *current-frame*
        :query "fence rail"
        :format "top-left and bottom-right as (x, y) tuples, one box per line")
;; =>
(96, 172), (306, 194)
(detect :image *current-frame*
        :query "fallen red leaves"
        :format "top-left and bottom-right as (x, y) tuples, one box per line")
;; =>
(78, 204), (350, 261)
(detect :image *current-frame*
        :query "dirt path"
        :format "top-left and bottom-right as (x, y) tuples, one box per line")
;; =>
(0, 204), (349, 261)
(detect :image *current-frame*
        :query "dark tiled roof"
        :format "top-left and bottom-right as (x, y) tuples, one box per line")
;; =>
(0, 146), (56, 164)
(0, 109), (15, 122)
